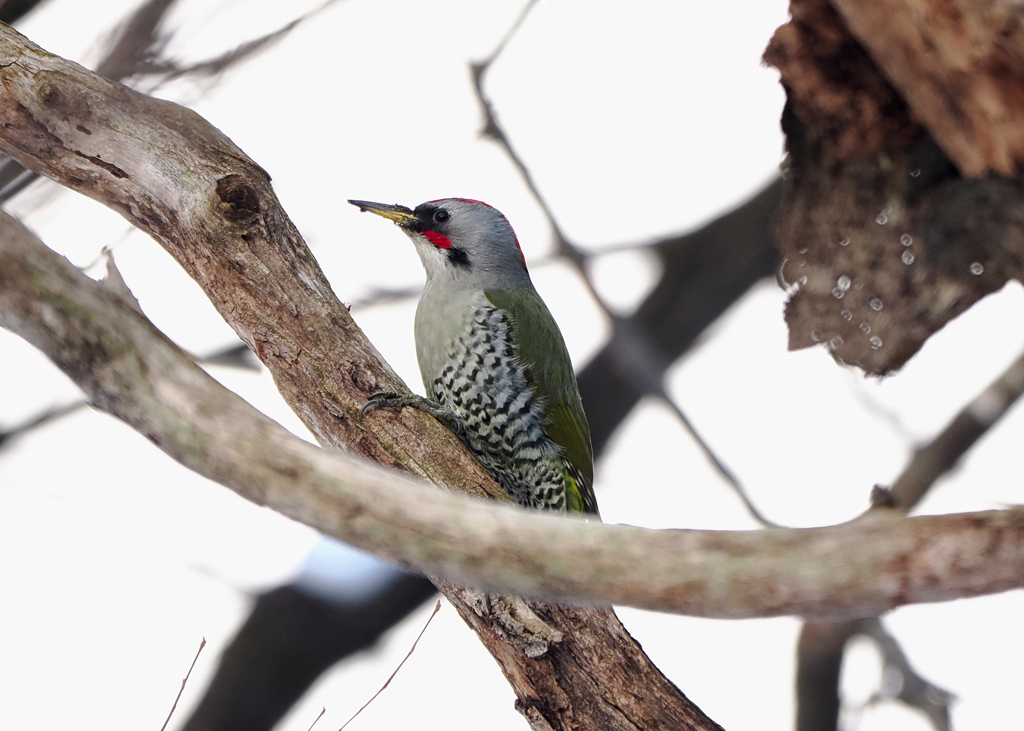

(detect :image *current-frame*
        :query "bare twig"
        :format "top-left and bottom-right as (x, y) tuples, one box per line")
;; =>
(94, 0), (347, 89)
(845, 372), (916, 444)
(159, 637), (206, 731)
(337, 600), (442, 731)
(470, 5), (778, 526)
(604, 325), (782, 527)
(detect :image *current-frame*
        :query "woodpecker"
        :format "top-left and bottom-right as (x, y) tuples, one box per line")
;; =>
(350, 198), (598, 517)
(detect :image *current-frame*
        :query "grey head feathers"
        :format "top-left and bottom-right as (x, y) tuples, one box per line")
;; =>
(401, 198), (532, 291)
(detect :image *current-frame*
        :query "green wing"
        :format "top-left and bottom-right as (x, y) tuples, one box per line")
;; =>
(485, 288), (599, 517)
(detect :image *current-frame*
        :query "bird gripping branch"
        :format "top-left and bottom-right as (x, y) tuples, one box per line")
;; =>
(351, 198), (598, 517)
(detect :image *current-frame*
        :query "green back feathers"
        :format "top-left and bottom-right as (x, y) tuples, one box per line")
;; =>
(485, 288), (599, 516)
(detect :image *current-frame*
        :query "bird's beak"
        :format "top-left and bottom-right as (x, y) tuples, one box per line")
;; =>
(348, 199), (416, 227)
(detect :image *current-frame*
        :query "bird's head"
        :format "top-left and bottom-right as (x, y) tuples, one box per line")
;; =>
(349, 198), (530, 288)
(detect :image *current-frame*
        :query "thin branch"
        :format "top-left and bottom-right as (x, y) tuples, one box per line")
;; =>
(605, 324), (782, 527)
(337, 600), (442, 731)
(154, 0), (347, 88)
(474, 0), (540, 73)
(470, 8), (777, 526)
(1, 209), (1022, 618)
(845, 372), (916, 445)
(159, 637), (206, 731)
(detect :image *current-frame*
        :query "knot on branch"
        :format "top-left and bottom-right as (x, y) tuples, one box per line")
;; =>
(216, 174), (261, 226)
(39, 81), (64, 110)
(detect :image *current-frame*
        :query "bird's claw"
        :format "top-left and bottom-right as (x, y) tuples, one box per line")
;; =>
(359, 391), (402, 417)
(359, 392), (467, 440)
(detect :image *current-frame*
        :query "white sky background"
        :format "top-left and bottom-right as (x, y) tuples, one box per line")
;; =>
(0, 1), (1021, 730)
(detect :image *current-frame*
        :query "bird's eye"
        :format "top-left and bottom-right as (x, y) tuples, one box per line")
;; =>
(433, 209), (450, 224)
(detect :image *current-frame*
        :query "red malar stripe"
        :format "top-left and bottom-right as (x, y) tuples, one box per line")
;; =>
(423, 230), (453, 249)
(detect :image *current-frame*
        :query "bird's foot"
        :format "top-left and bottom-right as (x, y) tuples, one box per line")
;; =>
(360, 391), (467, 438)
(466, 591), (563, 658)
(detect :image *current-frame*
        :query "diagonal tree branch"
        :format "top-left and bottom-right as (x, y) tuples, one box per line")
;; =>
(0, 24), (715, 731)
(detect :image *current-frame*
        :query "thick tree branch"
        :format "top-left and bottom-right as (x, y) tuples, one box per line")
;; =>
(2, 211), (1023, 619)
(0, 24), (716, 731)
